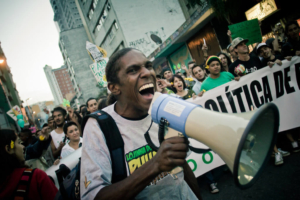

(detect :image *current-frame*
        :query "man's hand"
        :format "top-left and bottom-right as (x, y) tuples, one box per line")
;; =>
(198, 90), (205, 97)
(181, 64), (187, 71)
(285, 56), (292, 61)
(234, 77), (240, 81)
(227, 30), (231, 37)
(58, 141), (65, 149)
(296, 51), (300, 56)
(40, 126), (51, 140)
(274, 59), (282, 66)
(151, 137), (188, 173)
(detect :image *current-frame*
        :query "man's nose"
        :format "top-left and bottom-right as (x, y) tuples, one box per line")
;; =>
(140, 66), (152, 78)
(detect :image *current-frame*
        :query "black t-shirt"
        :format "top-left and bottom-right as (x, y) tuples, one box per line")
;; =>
(229, 56), (263, 77)
(282, 39), (300, 57)
(261, 53), (284, 67)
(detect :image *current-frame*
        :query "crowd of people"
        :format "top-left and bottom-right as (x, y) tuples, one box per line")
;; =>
(0, 20), (299, 200)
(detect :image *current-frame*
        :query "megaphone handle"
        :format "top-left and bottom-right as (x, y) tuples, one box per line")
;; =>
(144, 131), (159, 152)
(189, 145), (211, 154)
(144, 119), (166, 152)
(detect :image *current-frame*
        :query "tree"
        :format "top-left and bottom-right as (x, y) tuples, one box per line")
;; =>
(187, 0), (245, 24)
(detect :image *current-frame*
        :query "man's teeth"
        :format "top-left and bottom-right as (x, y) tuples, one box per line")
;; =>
(139, 83), (154, 92)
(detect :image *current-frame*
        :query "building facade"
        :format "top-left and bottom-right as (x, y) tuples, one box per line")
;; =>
(75, 0), (186, 57)
(44, 65), (64, 105)
(0, 43), (23, 130)
(52, 65), (75, 100)
(50, 0), (101, 105)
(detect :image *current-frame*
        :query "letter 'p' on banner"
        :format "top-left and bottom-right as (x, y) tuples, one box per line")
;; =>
(186, 57), (300, 177)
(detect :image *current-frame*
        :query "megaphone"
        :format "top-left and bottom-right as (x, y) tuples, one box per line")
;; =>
(148, 92), (279, 189)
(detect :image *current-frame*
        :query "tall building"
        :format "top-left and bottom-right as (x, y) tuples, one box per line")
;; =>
(75, 0), (186, 57)
(0, 43), (23, 130)
(50, 0), (101, 105)
(44, 65), (75, 105)
(44, 65), (63, 105)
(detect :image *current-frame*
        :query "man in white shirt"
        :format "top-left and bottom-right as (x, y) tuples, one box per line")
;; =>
(81, 48), (202, 200)
(50, 107), (66, 159)
(191, 64), (207, 95)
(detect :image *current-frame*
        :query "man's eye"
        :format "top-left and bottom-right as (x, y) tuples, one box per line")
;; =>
(146, 64), (153, 69)
(128, 69), (137, 73)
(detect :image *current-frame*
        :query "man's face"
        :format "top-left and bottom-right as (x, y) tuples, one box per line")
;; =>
(66, 106), (73, 113)
(115, 50), (156, 113)
(163, 70), (173, 80)
(259, 46), (272, 59)
(53, 111), (65, 127)
(219, 54), (228, 67)
(208, 61), (221, 76)
(192, 66), (205, 81)
(188, 64), (194, 76)
(48, 119), (55, 130)
(235, 42), (248, 54)
(87, 99), (97, 113)
(287, 24), (299, 40)
(19, 132), (28, 143)
(229, 46), (238, 59)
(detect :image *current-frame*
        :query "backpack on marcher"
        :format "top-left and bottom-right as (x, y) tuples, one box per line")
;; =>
(54, 110), (127, 200)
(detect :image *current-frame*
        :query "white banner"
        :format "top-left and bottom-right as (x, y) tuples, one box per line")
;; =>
(89, 58), (109, 87)
(186, 57), (300, 177)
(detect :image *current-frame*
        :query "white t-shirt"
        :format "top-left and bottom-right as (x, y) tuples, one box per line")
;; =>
(50, 130), (65, 149)
(61, 137), (83, 158)
(80, 104), (197, 200)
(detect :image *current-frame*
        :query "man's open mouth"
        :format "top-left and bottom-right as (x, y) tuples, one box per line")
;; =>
(139, 83), (154, 99)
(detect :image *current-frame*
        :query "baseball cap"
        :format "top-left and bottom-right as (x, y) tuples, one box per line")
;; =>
(231, 37), (249, 49)
(256, 43), (269, 54)
(227, 43), (232, 50)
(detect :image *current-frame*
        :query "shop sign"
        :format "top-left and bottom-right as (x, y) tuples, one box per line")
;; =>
(245, 0), (278, 21)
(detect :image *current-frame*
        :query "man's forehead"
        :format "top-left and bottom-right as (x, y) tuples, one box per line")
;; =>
(119, 50), (148, 68)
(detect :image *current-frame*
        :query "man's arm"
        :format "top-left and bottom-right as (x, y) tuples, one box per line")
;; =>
(81, 119), (189, 200)
(51, 140), (64, 159)
(183, 161), (202, 200)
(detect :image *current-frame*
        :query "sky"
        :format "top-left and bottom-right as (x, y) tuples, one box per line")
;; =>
(0, 0), (64, 105)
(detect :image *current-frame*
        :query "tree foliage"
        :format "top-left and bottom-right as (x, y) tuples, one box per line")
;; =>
(187, 0), (244, 24)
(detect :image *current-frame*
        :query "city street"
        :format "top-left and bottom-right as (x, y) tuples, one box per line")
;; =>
(198, 133), (300, 200)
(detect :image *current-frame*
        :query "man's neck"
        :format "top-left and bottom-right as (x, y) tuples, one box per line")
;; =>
(238, 53), (250, 61)
(115, 102), (148, 119)
(55, 126), (64, 133)
(233, 57), (238, 62)
(210, 73), (221, 79)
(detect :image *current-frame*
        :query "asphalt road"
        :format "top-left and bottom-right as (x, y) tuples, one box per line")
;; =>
(197, 133), (300, 200)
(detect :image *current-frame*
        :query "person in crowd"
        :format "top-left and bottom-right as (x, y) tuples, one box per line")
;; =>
(50, 107), (67, 159)
(161, 67), (173, 82)
(201, 56), (240, 93)
(81, 48), (202, 200)
(86, 97), (98, 114)
(256, 43), (284, 67)
(81, 107), (88, 118)
(282, 21), (300, 57)
(266, 38), (282, 55)
(47, 116), (55, 130)
(0, 129), (58, 200)
(229, 37), (263, 77)
(170, 74), (195, 100)
(227, 44), (238, 62)
(60, 121), (83, 159)
(191, 64), (207, 95)
(188, 61), (196, 78)
(156, 75), (175, 95)
(217, 52), (232, 72)
(19, 128), (52, 161)
(97, 97), (108, 110)
(79, 104), (87, 117)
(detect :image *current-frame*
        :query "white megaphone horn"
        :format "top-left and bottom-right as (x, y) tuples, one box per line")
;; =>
(148, 92), (279, 189)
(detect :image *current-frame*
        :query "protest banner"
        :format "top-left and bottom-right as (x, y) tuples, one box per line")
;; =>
(86, 41), (107, 62)
(89, 58), (109, 87)
(185, 57), (300, 177)
(7, 105), (22, 121)
(229, 19), (262, 45)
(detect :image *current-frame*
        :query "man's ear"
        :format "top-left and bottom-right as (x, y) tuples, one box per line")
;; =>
(108, 83), (121, 96)
(5, 145), (14, 155)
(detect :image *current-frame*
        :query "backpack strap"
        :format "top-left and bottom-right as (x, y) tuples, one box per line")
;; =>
(82, 110), (127, 183)
(13, 168), (36, 200)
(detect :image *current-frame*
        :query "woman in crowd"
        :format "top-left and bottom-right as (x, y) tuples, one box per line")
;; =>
(217, 52), (232, 72)
(98, 97), (108, 110)
(170, 74), (195, 100)
(0, 129), (57, 199)
(61, 121), (83, 159)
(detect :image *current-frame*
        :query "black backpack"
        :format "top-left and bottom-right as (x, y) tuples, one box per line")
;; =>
(54, 110), (127, 200)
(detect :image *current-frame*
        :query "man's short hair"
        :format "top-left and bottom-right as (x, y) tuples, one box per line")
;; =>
(20, 128), (32, 137)
(86, 98), (96, 107)
(187, 61), (195, 66)
(51, 107), (67, 117)
(42, 123), (48, 128)
(47, 116), (54, 122)
(285, 20), (300, 36)
(79, 104), (86, 112)
(191, 64), (204, 76)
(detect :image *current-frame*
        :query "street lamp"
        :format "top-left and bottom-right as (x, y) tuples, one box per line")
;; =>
(0, 59), (4, 64)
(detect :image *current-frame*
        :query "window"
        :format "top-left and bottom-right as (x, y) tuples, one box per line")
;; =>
(114, 22), (118, 30)
(88, 9), (94, 20)
(100, 21), (118, 48)
(93, 0), (99, 9)
(93, 1), (110, 33)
